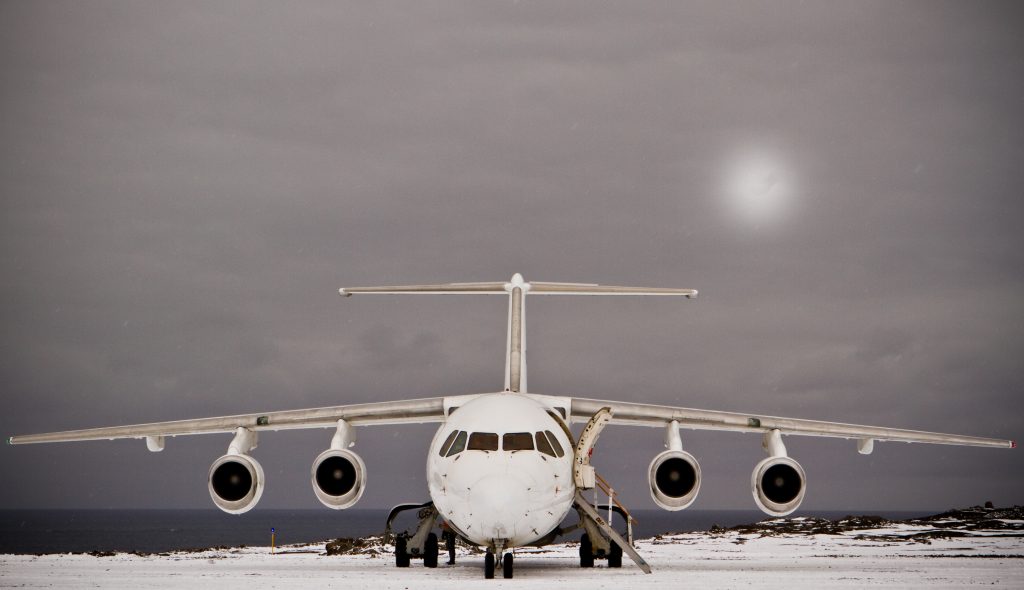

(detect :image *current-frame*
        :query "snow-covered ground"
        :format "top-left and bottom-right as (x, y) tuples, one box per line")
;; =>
(2, 523), (1022, 589)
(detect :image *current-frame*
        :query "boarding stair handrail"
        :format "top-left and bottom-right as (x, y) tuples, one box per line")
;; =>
(593, 471), (639, 528)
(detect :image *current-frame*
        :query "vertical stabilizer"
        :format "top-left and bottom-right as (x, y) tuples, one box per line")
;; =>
(504, 274), (528, 393)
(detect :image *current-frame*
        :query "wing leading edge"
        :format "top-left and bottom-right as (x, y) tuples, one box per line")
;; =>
(569, 397), (1014, 449)
(10, 394), (1014, 449)
(7, 397), (447, 445)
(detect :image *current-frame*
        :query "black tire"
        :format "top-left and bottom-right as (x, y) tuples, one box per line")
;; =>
(608, 541), (623, 568)
(424, 533), (439, 568)
(484, 551), (495, 579)
(503, 552), (514, 579)
(579, 534), (594, 568)
(395, 537), (410, 568)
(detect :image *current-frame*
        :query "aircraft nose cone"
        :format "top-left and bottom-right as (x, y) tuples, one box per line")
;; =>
(469, 475), (529, 540)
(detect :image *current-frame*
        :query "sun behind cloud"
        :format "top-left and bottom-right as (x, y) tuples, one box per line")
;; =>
(722, 146), (798, 229)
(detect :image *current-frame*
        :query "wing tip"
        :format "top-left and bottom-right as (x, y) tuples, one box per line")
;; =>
(1012, 440), (1017, 449)
(338, 288), (352, 297)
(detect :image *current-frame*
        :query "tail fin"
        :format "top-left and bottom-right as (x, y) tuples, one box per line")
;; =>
(339, 274), (697, 393)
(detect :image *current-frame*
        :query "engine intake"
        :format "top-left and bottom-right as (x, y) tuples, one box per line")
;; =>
(648, 450), (702, 510)
(311, 449), (366, 509)
(751, 456), (806, 516)
(209, 454), (265, 514)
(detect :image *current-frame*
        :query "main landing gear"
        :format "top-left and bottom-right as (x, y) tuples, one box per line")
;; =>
(579, 533), (622, 568)
(394, 532), (439, 568)
(386, 501), (440, 569)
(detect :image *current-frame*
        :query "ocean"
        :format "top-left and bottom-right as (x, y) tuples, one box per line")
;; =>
(0, 509), (933, 555)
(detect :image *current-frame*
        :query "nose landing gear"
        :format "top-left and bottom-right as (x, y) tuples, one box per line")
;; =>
(483, 549), (515, 579)
(484, 551), (495, 579)
(502, 552), (514, 579)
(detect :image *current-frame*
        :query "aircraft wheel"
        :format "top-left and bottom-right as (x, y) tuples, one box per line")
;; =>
(424, 533), (439, 568)
(579, 534), (594, 568)
(484, 551), (495, 579)
(608, 541), (623, 568)
(503, 552), (514, 579)
(395, 537), (410, 568)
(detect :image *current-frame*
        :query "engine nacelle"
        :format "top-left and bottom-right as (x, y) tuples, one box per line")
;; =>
(311, 448), (367, 509)
(751, 456), (806, 516)
(648, 450), (702, 510)
(208, 453), (265, 514)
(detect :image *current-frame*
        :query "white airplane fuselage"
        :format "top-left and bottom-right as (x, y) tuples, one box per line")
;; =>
(426, 393), (576, 548)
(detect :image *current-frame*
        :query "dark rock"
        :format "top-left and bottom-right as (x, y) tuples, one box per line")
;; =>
(325, 537), (369, 555)
(716, 505), (1024, 542)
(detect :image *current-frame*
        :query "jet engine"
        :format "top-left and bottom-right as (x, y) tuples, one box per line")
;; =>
(648, 450), (702, 510)
(209, 453), (265, 514)
(751, 455), (806, 516)
(311, 448), (367, 509)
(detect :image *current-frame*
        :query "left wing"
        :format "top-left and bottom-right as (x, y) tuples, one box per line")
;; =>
(7, 397), (447, 445)
(569, 397), (1014, 448)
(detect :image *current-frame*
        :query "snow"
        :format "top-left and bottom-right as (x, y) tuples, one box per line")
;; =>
(3, 527), (1022, 589)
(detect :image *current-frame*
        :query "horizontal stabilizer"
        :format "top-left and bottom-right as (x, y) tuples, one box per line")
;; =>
(339, 275), (697, 299)
(340, 282), (507, 296)
(529, 282), (697, 297)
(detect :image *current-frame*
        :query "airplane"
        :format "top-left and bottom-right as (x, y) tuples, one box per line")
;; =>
(9, 273), (1015, 578)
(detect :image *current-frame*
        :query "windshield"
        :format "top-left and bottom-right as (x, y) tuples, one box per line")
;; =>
(446, 431), (468, 456)
(503, 432), (534, 451)
(467, 432), (499, 451)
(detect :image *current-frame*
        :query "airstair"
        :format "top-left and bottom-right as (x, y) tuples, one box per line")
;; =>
(573, 406), (652, 573)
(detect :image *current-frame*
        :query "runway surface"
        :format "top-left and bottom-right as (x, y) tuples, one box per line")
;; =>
(3, 516), (1022, 589)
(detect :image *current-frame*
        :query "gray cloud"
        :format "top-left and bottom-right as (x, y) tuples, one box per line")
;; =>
(1, 1), (1021, 512)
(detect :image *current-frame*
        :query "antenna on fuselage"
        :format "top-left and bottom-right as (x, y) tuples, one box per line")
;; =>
(339, 274), (697, 394)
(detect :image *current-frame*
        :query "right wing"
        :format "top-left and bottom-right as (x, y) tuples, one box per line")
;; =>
(569, 397), (1014, 448)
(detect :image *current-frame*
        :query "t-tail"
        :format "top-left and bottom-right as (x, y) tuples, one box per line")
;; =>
(339, 273), (698, 394)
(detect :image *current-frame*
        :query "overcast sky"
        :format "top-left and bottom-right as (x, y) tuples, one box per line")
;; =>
(1, 1), (1021, 514)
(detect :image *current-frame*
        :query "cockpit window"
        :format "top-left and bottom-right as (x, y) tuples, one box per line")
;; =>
(535, 431), (556, 457)
(544, 430), (565, 457)
(503, 432), (534, 451)
(446, 431), (468, 456)
(438, 430), (459, 457)
(467, 432), (499, 451)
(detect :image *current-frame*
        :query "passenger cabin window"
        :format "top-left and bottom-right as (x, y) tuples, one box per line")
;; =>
(535, 432), (556, 457)
(446, 431), (468, 456)
(467, 432), (499, 451)
(503, 432), (534, 451)
(438, 430), (459, 457)
(544, 430), (565, 457)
